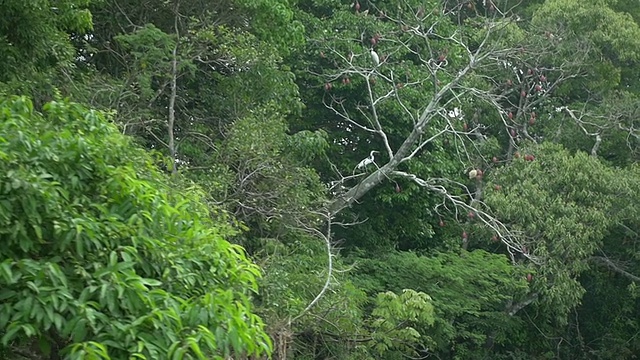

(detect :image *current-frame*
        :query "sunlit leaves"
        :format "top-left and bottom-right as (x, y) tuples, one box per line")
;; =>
(369, 289), (435, 357)
(0, 97), (271, 358)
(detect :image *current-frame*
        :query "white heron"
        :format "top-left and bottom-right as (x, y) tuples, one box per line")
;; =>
(356, 150), (379, 170)
(468, 169), (478, 179)
(370, 49), (380, 66)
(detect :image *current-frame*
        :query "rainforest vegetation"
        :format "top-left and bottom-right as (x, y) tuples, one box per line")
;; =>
(1, 0), (639, 359)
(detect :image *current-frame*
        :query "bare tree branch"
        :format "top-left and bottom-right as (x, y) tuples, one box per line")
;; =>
(290, 212), (334, 323)
(590, 256), (640, 282)
(390, 170), (539, 264)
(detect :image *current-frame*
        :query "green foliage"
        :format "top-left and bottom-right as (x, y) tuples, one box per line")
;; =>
(572, 270), (640, 358)
(79, 0), (306, 172)
(533, 0), (640, 62)
(235, 0), (305, 55)
(0, 0), (93, 103)
(113, 24), (178, 101)
(352, 250), (529, 357)
(367, 289), (435, 358)
(547, 90), (640, 166)
(4, 0), (640, 358)
(486, 142), (639, 322)
(254, 233), (368, 359)
(0, 97), (271, 359)
(531, 0), (640, 95)
(216, 105), (326, 248)
(290, 0), (473, 252)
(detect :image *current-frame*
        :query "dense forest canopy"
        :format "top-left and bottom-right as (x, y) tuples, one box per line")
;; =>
(0, 0), (639, 359)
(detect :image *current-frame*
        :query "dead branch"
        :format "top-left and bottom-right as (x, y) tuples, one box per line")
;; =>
(590, 256), (640, 282)
(290, 211), (334, 324)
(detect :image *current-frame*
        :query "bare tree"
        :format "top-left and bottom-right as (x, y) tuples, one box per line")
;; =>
(312, 3), (555, 263)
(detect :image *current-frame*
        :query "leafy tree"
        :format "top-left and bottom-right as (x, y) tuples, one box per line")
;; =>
(0, 0), (93, 105)
(0, 97), (271, 359)
(253, 231), (368, 359)
(364, 289), (436, 359)
(484, 142), (640, 357)
(80, 0), (304, 161)
(486, 143), (634, 315)
(71, 0), (326, 237)
(527, 0), (640, 165)
(284, 0), (640, 357)
(352, 250), (529, 358)
(3, 0), (640, 358)
(288, 0), (581, 255)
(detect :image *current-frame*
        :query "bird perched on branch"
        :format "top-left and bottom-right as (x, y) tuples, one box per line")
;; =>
(370, 49), (380, 66)
(357, 150), (379, 170)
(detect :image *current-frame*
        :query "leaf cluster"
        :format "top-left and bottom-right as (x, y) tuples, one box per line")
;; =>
(0, 97), (271, 359)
